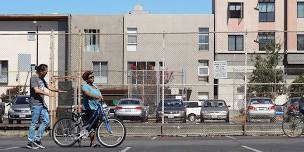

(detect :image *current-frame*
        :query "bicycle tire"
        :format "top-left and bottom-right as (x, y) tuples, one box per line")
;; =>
(282, 115), (304, 138)
(96, 118), (126, 148)
(52, 118), (81, 147)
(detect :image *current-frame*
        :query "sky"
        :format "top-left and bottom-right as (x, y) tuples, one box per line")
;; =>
(0, 0), (212, 15)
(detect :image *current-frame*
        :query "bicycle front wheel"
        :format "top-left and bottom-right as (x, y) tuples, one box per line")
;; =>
(52, 118), (81, 147)
(97, 118), (126, 148)
(282, 115), (304, 138)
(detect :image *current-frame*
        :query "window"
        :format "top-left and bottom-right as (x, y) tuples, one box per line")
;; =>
(198, 92), (209, 100)
(228, 35), (244, 51)
(127, 28), (137, 51)
(258, 32), (275, 51)
(92, 62), (108, 84)
(127, 61), (156, 84)
(185, 102), (199, 108)
(259, 0), (275, 22)
(27, 32), (36, 41)
(84, 29), (100, 52)
(0, 61), (8, 84)
(228, 2), (243, 18)
(298, 2), (304, 18)
(198, 60), (209, 82)
(297, 34), (304, 51)
(198, 28), (209, 51)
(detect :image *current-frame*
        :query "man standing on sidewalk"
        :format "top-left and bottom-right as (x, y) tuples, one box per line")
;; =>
(27, 64), (66, 149)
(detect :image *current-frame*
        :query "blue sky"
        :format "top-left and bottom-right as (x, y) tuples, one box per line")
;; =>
(0, 0), (212, 14)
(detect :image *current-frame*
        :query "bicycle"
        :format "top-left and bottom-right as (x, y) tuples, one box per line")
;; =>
(52, 103), (126, 148)
(282, 110), (304, 137)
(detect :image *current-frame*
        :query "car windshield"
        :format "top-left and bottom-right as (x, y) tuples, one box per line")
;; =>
(119, 100), (140, 105)
(250, 98), (272, 104)
(15, 97), (30, 104)
(160, 100), (183, 107)
(203, 100), (226, 107)
(289, 97), (301, 104)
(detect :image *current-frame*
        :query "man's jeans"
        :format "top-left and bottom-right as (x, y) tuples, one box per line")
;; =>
(28, 105), (49, 142)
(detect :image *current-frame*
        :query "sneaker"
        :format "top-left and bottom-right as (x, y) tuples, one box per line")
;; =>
(33, 140), (45, 149)
(26, 142), (39, 149)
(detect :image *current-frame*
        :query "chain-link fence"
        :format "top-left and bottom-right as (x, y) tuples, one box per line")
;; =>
(1, 31), (304, 136)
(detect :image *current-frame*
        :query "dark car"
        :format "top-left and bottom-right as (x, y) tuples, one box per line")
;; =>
(0, 102), (4, 123)
(156, 99), (186, 123)
(284, 97), (304, 115)
(8, 95), (31, 124)
(200, 100), (230, 123)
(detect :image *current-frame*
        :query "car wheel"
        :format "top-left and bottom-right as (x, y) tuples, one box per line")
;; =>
(225, 116), (229, 123)
(182, 118), (186, 123)
(17, 120), (21, 124)
(188, 114), (196, 122)
(270, 117), (276, 123)
(0, 116), (3, 123)
(8, 119), (13, 124)
(200, 116), (204, 123)
(246, 116), (251, 123)
(140, 117), (145, 123)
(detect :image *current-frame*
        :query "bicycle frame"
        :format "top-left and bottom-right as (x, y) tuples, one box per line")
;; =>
(83, 103), (112, 134)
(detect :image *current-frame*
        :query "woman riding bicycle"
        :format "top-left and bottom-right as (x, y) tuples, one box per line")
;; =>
(81, 70), (103, 147)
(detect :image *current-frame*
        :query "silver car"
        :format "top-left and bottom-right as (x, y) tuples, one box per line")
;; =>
(8, 95), (31, 124)
(200, 100), (230, 123)
(247, 97), (276, 122)
(115, 98), (148, 122)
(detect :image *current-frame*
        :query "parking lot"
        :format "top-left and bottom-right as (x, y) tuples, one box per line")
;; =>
(0, 116), (285, 137)
(0, 136), (303, 152)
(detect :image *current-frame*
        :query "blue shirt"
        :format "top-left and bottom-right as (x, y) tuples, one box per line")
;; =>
(81, 83), (101, 110)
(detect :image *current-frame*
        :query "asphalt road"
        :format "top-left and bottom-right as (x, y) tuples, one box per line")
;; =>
(0, 136), (303, 152)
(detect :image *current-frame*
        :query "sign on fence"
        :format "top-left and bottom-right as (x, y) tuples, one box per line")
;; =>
(214, 61), (227, 79)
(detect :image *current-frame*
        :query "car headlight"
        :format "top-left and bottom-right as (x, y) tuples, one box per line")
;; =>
(8, 108), (14, 113)
(219, 111), (228, 114)
(179, 111), (185, 114)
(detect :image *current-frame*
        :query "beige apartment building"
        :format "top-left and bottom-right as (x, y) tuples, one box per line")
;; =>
(124, 7), (214, 101)
(213, 0), (304, 109)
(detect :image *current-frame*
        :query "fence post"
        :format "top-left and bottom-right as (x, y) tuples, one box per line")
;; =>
(77, 31), (83, 113)
(243, 31), (248, 135)
(49, 30), (55, 129)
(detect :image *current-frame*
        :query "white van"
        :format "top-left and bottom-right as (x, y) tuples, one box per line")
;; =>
(184, 101), (202, 122)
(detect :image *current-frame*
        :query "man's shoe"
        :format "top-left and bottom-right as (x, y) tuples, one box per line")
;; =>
(33, 140), (45, 149)
(26, 142), (39, 149)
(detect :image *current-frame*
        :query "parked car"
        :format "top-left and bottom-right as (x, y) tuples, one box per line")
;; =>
(8, 95), (31, 124)
(184, 101), (202, 122)
(247, 97), (276, 122)
(283, 97), (304, 115)
(156, 99), (186, 123)
(200, 100), (230, 123)
(0, 102), (4, 123)
(115, 98), (148, 122)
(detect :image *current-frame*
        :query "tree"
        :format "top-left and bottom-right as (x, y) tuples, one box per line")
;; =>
(289, 74), (304, 98)
(248, 43), (284, 98)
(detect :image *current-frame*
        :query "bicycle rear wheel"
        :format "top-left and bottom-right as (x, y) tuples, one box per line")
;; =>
(52, 118), (81, 147)
(97, 118), (126, 148)
(282, 115), (304, 138)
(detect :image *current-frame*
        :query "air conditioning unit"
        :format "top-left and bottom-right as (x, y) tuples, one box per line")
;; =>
(198, 66), (209, 76)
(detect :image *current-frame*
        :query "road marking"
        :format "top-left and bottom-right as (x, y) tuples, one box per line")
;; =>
(0, 147), (20, 151)
(151, 137), (157, 140)
(226, 136), (237, 140)
(241, 145), (263, 152)
(120, 147), (132, 152)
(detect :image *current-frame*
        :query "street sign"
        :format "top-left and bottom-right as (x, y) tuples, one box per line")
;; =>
(214, 61), (227, 79)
